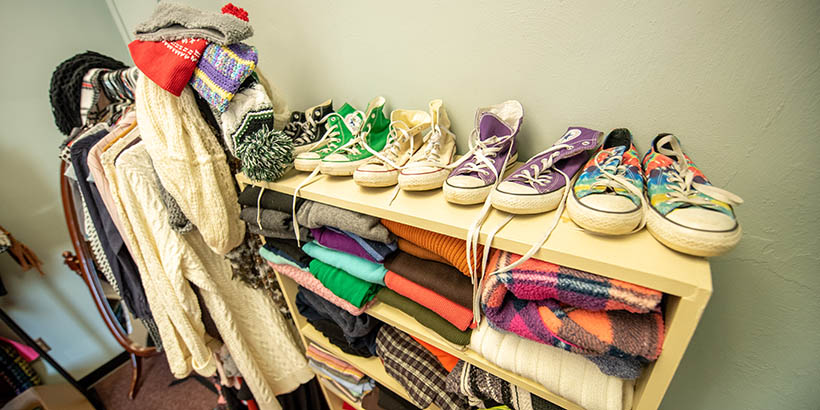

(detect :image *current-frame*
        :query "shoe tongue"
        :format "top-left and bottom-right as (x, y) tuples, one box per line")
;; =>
(479, 114), (511, 140)
(337, 103), (356, 117)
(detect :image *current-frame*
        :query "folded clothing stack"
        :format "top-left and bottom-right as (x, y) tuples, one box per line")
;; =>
(446, 360), (565, 410)
(481, 249), (664, 379)
(296, 287), (382, 358)
(307, 343), (374, 403)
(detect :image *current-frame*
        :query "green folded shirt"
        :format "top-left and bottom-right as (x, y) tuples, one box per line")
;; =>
(303, 241), (387, 285)
(376, 288), (472, 346)
(308, 259), (380, 308)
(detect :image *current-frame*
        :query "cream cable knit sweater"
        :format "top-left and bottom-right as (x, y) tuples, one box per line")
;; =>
(106, 142), (313, 409)
(471, 321), (634, 410)
(135, 76), (244, 256)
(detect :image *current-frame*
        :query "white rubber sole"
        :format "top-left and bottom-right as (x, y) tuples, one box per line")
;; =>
(490, 188), (565, 215)
(292, 140), (325, 156)
(645, 200), (742, 257)
(320, 157), (372, 176)
(398, 169), (449, 191)
(294, 158), (320, 172)
(353, 169), (399, 187)
(566, 192), (643, 235)
(442, 154), (518, 205)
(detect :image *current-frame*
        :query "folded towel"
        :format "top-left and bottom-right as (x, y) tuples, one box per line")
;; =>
(382, 219), (479, 276)
(263, 238), (310, 269)
(397, 238), (450, 265)
(309, 259), (381, 308)
(303, 241), (388, 285)
(446, 360), (564, 410)
(298, 201), (394, 242)
(339, 228), (397, 262)
(312, 227), (376, 262)
(384, 251), (472, 308)
(268, 262), (371, 315)
(376, 288), (471, 346)
(471, 321), (633, 410)
(238, 185), (304, 212)
(482, 251), (664, 362)
(384, 271), (473, 331)
(375, 325), (469, 410)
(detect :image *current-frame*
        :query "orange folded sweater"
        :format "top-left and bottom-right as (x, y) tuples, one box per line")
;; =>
(410, 335), (458, 372)
(381, 219), (481, 277)
(396, 238), (450, 265)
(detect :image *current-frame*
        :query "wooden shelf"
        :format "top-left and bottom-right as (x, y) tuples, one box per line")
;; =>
(239, 173), (714, 410)
(236, 171), (711, 298)
(316, 378), (365, 410)
(301, 321), (440, 410)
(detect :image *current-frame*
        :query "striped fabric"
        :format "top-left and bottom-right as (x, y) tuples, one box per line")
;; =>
(446, 360), (564, 410)
(375, 325), (468, 410)
(306, 343), (366, 383)
(190, 42), (257, 112)
(381, 219), (481, 276)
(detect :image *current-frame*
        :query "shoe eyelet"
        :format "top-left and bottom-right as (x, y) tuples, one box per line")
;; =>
(582, 141), (590, 146)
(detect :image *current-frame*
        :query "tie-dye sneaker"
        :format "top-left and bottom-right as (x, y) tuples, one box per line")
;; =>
(642, 133), (743, 256)
(567, 128), (646, 235)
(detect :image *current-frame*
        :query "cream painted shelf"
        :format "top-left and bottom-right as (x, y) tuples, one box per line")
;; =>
(316, 374), (365, 410)
(238, 170), (713, 410)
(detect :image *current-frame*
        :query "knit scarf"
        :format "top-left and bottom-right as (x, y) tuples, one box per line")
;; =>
(481, 250), (664, 362)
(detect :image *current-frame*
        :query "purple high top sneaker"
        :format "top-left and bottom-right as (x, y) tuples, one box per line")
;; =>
(443, 100), (523, 205)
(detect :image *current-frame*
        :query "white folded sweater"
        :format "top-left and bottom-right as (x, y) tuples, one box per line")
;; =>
(106, 142), (313, 410)
(470, 321), (634, 410)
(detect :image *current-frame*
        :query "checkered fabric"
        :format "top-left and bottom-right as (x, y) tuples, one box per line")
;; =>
(446, 360), (564, 410)
(375, 325), (467, 410)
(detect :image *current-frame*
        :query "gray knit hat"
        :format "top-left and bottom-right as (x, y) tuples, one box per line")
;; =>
(134, 2), (253, 46)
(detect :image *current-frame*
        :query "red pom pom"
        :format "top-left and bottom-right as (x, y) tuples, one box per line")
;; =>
(221, 3), (249, 21)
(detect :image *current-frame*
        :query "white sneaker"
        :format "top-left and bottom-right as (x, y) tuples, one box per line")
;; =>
(398, 100), (457, 191)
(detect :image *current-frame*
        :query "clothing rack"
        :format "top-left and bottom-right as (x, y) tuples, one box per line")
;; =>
(59, 160), (158, 401)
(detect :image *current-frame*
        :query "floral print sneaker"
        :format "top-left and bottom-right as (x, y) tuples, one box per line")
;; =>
(284, 99), (333, 156)
(642, 133), (743, 256)
(293, 103), (363, 172)
(567, 128), (646, 234)
(491, 126), (600, 214)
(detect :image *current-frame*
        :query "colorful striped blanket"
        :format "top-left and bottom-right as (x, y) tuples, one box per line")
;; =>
(481, 250), (665, 361)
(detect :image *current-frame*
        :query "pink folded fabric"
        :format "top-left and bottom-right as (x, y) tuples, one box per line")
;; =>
(267, 262), (372, 316)
(384, 270), (474, 331)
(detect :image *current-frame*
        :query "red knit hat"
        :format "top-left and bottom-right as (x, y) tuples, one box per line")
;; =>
(128, 38), (208, 96)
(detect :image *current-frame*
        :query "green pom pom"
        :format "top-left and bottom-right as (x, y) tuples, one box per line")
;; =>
(235, 126), (293, 182)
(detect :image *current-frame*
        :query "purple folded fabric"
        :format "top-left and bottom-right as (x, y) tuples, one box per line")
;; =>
(311, 227), (375, 262)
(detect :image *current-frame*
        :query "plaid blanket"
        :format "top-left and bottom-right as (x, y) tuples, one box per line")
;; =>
(482, 250), (665, 361)
(446, 360), (564, 410)
(375, 325), (468, 410)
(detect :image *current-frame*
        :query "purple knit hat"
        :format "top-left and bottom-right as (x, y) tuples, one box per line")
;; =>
(190, 42), (258, 112)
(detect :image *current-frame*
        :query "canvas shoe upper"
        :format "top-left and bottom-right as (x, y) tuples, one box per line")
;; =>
(443, 100), (523, 205)
(293, 103), (363, 172)
(353, 109), (431, 187)
(285, 99), (334, 155)
(491, 127), (601, 214)
(320, 96), (390, 176)
(398, 99), (457, 191)
(642, 133), (743, 256)
(566, 128), (646, 234)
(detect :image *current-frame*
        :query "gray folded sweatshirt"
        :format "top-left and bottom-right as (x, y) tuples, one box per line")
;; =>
(134, 2), (253, 45)
(296, 201), (394, 243)
(241, 207), (311, 242)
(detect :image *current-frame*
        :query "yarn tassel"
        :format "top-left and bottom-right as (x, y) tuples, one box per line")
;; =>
(235, 126), (293, 182)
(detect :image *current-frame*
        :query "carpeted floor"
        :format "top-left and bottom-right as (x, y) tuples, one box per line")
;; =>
(94, 354), (217, 409)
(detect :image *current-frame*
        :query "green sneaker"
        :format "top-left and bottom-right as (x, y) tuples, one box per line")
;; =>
(320, 96), (390, 176)
(293, 103), (364, 172)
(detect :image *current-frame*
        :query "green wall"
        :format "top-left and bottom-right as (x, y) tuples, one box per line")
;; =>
(100, 0), (820, 407)
(0, 0), (131, 382)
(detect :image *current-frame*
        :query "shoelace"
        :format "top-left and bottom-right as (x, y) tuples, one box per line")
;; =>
(293, 114), (318, 145)
(582, 149), (649, 233)
(465, 144), (578, 325)
(290, 111), (366, 245)
(358, 120), (420, 170)
(655, 134), (743, 207)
